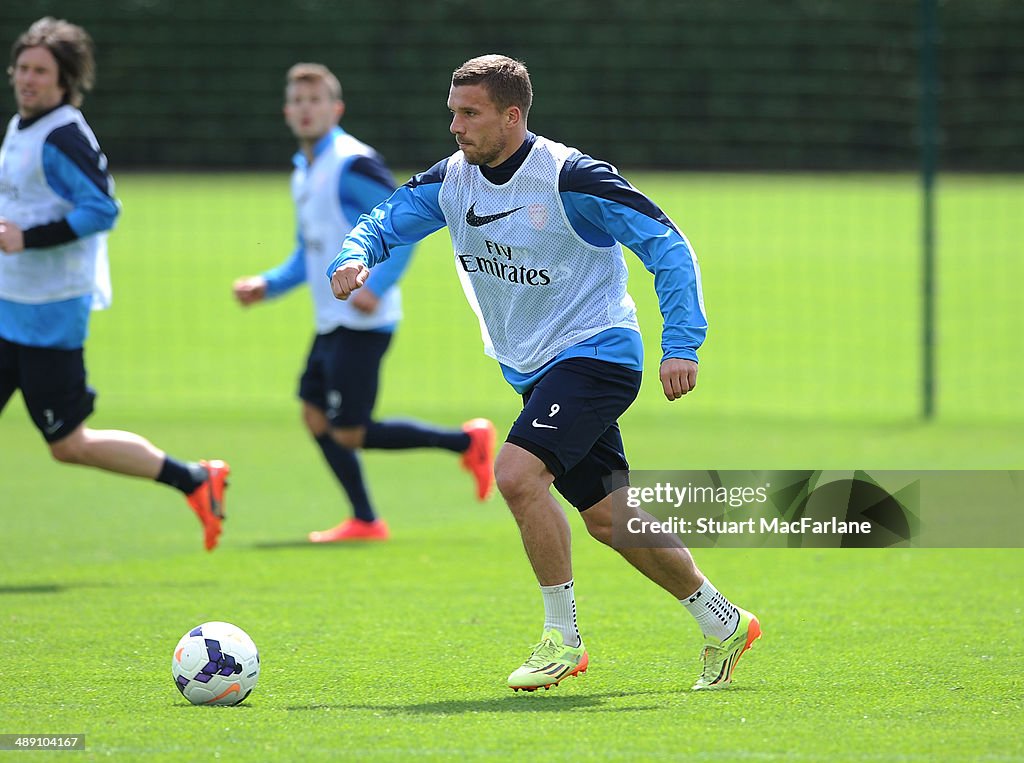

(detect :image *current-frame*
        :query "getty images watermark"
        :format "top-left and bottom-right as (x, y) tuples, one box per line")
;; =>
(610, 470), (1024, 549)
(623, 481), (872, 537)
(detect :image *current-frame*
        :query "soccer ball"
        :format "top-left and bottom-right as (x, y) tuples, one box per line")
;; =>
(171, 621), (260, 706)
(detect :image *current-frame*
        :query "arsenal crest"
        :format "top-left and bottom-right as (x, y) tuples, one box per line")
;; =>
(528, 203), (548, 230)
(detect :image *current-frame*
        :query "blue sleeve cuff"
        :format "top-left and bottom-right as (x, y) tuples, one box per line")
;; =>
(661, 346), (699, 364)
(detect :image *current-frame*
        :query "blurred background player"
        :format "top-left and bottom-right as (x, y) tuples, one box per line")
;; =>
(233, 63), (494, 543)
(0, 17), (228, 551)
(329, 54), (759, 691)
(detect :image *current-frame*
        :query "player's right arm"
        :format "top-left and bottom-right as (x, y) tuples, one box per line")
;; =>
(328, 158), (449, 300)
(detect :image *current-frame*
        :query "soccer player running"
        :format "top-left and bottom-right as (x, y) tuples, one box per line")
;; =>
(329, 55), (760, 691)
(233, 63), (495, 543)
(0, 17), (228, 551)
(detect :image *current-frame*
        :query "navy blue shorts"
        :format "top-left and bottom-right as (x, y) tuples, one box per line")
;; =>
(298, 326), (393, 428)
(507, 357), (642, 512)
(0, 337), (95, 443)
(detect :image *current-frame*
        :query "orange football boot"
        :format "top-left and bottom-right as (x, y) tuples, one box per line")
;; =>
(308, 518), (390, 543)
(186, 459), (230, 551)
(461, 418), (496, 501)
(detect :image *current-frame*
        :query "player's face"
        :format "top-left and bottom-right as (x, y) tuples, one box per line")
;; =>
(284, 80), (342, 143)
(12, 46), (65, 118)
(448, 84), (515, 167)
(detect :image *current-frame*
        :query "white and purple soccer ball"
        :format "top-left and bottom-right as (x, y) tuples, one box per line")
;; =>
(171, 621), (260, 706)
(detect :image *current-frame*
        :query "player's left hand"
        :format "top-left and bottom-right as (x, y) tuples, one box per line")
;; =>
(0, 219), (25, 254)
(660, 358), (698, 401)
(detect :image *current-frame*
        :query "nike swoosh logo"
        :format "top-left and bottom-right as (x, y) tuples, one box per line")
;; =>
(44, 420), (64, 435)
(531, 419), (558, 430)
(207, 682), (241, 704)
(466, 203), (523, 227)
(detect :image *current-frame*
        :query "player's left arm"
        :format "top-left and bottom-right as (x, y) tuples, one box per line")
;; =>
(338, 154), (416, 312)
(3, 123), (120, 253)
(560, 155), (707, 401)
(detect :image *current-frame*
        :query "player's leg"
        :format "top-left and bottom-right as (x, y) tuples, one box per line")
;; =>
(366, 417), (495, 500)
(49, 422), (162, 475)
(303, 328), (386, 542)
(567, 427), (760, 690)
(18, 343), (228, 550)
(355, 329), (495, 500)
(498, 358), (639, 690)
(495, 442), (588, 691)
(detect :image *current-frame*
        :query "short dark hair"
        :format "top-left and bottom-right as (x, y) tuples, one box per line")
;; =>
(286, 62), (342, 101)
(8, 17), (95, 108)
(452, 54), (532, 120)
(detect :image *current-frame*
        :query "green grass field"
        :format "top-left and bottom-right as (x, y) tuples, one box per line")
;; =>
(1, 172), (1021, 760)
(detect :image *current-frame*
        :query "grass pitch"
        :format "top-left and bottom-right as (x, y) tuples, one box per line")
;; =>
(0, 172), (1021, 760)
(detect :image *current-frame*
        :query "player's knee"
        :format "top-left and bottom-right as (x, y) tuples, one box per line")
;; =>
(495, 464), (526, 505)
(301, 404), (328, 437)
(495, 445), (554, 510)
(49, 430), (87, 464)
(330, 426), (364, 450)
(494, 463), (542, 508)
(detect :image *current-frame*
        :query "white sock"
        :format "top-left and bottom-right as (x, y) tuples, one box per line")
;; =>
(541, 579), (580, 647)
(680, 578), (740, 641)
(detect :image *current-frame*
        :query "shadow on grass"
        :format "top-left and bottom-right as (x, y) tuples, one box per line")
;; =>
(172, 702), (256, 710)
(290, 689), (673, 715)
(0, 583), (66, 595)
(0, 582), (119, 595)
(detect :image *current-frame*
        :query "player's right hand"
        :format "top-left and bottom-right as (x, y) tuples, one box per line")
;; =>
(0, 218), (25, 254)
(330, 261), (369, 300)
